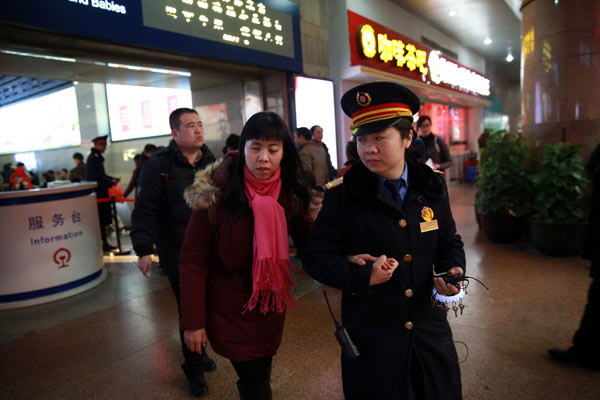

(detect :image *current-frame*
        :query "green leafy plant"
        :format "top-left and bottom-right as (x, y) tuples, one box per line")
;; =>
(475, 130), (533, 217)
(530, 142), (588, 224)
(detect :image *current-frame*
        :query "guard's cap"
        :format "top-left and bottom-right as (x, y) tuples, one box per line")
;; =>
(341, 82), (420, 137)
(91, 135), (109, 143)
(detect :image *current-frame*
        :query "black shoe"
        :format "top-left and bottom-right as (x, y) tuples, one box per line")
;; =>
(548, 347), (600, 370)
(200, 355), (217, 372)
(102, 243), (117, 252)
(188, 375), (209, 397)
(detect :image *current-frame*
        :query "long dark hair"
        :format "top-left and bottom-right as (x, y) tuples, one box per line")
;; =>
(223, 111), (311, 218)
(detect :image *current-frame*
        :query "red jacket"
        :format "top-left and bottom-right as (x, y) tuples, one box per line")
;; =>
(179, 154), (313, 362)
(10, 167), (32, 190)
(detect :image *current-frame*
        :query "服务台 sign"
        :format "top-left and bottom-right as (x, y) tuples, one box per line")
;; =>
(349, 11), (490, 97)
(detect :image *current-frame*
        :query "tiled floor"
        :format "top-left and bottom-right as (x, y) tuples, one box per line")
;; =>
(1, 183), (598, 399)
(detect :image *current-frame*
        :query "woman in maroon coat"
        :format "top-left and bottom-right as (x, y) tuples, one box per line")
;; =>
(179, 111), (312, 399)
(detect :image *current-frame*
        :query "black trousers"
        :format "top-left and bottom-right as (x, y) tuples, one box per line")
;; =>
(97, 203), (111, 244)
(167, 273), (211, 379)
(573, 276), (600, 358)
(231, 357), (272, 384)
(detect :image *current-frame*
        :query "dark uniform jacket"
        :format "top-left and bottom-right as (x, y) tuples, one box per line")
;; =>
(85, 148), (115, 199)
(131, 139), (215, 276)
(303, 160), (465, 400)
(178, 153), (313, 361)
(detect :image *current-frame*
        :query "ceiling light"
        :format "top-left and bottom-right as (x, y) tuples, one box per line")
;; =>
(506, 47), (514, 62)
(107, 63), (191, 77)
(483, 37), (492, 45)
(448, 10), (456, 17)
(0, 49), (76, 63)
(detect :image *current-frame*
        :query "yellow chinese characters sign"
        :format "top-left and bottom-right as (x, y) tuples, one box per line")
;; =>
(359, 24), (428, 75)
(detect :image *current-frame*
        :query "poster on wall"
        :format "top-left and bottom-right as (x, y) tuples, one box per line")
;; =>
(0, 86), (81, 155)
(106, 84), (193, 141)
(195, 103), (231, 142)
(294, 76), (337, 168)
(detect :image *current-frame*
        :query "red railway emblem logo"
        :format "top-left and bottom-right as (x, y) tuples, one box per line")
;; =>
(53, 248), (71, 268)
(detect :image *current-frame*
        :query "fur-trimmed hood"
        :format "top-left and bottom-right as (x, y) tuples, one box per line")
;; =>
(184, 157), (224, 211)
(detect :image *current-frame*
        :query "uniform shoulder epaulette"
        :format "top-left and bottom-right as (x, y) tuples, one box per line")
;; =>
(324, 177), (343, 190)
(433, 169), (444, 175)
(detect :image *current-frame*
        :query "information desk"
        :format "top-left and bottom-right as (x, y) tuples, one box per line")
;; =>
(0, 183), (105, 309)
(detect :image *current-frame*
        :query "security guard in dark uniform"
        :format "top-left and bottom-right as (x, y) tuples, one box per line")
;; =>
(85, 135), (119, 252)
(303, 82), (466, 400)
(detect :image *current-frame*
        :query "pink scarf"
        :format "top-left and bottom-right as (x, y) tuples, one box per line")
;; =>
(243, 165), (296, 314)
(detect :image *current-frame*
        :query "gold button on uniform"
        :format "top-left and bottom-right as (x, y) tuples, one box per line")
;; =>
(403, 254), (412, 262)
(398, 219), (407, 228)
(404, 289), (413, 298)
(404, 321), (414, 330)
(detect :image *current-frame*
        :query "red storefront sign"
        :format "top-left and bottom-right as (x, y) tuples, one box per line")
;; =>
(348, 10), (490, 97)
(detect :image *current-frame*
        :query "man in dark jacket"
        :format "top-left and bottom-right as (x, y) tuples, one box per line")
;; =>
(85, 136), (119, 252)
(131, 108), (216, 397)
(69, 152), (86, 182)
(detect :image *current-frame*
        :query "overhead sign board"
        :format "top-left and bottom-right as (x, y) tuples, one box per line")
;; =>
(0, 0), (302, 72)
(348, 10), (490, 97)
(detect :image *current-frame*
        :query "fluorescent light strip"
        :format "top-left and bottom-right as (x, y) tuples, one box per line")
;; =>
(107, 63), (191, 77)
(0, 49), (76, 63)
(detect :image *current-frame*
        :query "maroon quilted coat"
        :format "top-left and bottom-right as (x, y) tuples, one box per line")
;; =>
(179, 153), (313, 362)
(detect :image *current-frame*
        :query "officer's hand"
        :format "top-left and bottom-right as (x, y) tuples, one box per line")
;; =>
(433, 266), (464, 296)
(184, 329), (208, 354)
(369, 255), (399, 286)
(346, 253), (377, 266)
(137, 255), (153, 278)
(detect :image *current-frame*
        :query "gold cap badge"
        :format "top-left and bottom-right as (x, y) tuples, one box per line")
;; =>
(356, 91), (372, 107)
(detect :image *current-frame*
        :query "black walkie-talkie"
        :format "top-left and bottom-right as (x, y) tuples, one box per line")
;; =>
(323, 291), (360, 360)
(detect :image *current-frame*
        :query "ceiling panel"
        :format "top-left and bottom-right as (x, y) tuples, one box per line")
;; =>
(391, 0), (522, 82)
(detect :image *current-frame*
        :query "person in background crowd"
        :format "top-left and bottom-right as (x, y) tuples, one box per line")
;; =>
(131, 108), (216, 397)
(10, 162), (32, 190)
(417, 116), (452, 172)
(336, 139), (359, 178)
(548, 142), (600, 371)
(45, 170), (55, 182)
(123, 154), (142, 198)
(294, 127), (328, 188)
(311, 125), (337, 180)
(222, 133), (241, 155)
(58, 168), (69, 181)
(28, 169), (40, 187)
(179, 111), (313, 400)
(2, 163), (15, 190)
(303, 82), (465, 400)
(123, 145), (157, 199)
(478, 128), (490, 153)
(69, 152), (86, 182)
(86, 135), (120, 252)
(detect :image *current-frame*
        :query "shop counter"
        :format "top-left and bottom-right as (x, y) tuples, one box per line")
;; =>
(0, 182), (105, 309)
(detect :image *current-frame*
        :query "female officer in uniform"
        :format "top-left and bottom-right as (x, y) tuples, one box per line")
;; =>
(302, 81), (465, 400)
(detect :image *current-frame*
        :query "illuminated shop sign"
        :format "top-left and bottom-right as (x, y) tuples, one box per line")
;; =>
(0, 0), (302, 72)
(142, 0), (294, 58)
(349, 11), (489, 97)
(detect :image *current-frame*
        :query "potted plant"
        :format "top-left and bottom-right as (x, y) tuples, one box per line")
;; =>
(529, 142), (588, 256)
(475, 130), (533, 243)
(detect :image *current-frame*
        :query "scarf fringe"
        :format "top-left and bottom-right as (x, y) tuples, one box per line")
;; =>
(243, 257), (297, 315)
